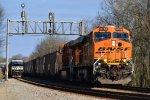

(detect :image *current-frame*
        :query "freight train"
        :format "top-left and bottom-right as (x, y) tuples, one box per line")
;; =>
(24, 26), (134, 85)
(9, 60), (24, 77)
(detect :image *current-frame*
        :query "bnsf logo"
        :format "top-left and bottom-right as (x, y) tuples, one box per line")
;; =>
(97, 47), (130, 52)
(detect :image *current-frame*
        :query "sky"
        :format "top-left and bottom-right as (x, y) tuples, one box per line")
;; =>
(0, 0), (102, 58)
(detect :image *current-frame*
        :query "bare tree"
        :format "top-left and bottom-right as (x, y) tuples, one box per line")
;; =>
(11, 54), (23, 60)
(0, 3), (4, 62)
(29, 36), (67, 60)
(0, 68), (4, 79)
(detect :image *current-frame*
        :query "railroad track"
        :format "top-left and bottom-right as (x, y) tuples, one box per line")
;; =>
(16, 77), (150, 100)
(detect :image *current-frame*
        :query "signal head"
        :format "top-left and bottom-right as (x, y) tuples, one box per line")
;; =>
(21, 3), (25, 9)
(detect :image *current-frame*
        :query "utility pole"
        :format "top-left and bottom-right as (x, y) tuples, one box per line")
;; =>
(5, 19), (9, 81)
(5, 3), (84, 81)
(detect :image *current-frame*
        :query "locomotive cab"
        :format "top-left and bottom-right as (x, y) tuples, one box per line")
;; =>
(9, 60), (24, 77)
(93, 26), (134, 85)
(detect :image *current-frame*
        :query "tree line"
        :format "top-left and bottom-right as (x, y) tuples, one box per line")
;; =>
(96, 0), (150, 87)
(0, 4), (4, 62)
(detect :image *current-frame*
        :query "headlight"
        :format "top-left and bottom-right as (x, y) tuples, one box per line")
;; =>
(98, 63), (101, 66)
(20, 67), (23, 70)
(104, 59), (107, 63)
(12, 67), (16, 69)
(123, 59), (127, 62)
(96, 66), (99, 69)
(112, 40), (116, 46)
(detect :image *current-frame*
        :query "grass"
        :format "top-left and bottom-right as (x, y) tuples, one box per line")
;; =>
(0, 68), (4, 80)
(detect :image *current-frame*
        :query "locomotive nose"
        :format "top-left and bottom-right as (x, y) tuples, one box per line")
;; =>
(112, 40), (122, 47)
(112, 40), (116, 46)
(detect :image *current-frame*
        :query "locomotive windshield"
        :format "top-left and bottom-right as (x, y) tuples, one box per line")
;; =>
(113, 32), (129, 41)
(10, 61), (23, 66)
(94, 32), (111, 42)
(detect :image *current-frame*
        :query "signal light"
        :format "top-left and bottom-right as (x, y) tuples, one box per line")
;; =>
(99, 27), (108, 31)
(115, 26), (123, 31)
(112, 40), (116, 46)
(21, 3), (25, 9)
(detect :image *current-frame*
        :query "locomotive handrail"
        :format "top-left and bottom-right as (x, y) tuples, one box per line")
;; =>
(128, 60), (134, 74)
(93, 52), (106, 75)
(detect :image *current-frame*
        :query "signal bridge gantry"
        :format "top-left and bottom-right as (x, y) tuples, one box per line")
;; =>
(8, 20), (84, 36)
(5, 3), (84, 81)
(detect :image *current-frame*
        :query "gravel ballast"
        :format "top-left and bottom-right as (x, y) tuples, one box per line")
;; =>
(0, 79), (109, 100)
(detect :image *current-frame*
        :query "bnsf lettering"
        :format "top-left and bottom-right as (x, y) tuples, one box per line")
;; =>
(97, 47), (130, 51)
